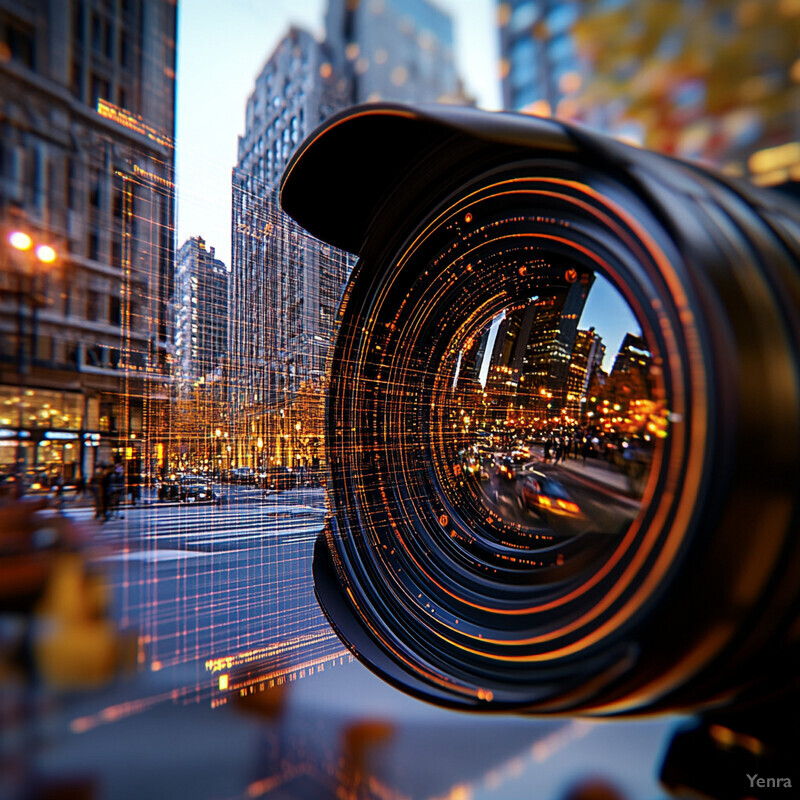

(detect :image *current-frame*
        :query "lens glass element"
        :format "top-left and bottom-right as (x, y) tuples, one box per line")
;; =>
(435, 272), (659, 555)
(324, 163), (677, 708)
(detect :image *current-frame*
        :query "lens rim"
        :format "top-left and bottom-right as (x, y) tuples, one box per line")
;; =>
(318, 154), (710, 712)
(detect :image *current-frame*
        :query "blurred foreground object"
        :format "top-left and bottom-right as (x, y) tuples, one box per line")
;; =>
(0, 498), (134, 689)
(281, 104), (800, 797)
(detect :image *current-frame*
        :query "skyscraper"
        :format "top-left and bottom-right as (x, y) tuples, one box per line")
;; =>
(566, 326), (604, 421)
(325, 0), (470, 104)
(229, 27), (352, 471)
(0, 0), (176, 483)
(174, 236), (228, 397)
(229, 2), (472, 471)
(497, 0), (583, 116)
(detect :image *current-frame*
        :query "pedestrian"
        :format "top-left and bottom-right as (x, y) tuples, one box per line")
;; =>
(110, 461), (125, 519)
(52, 470), (65, 511)
(101, 463), (114, 521)
(543, 439), (551, 463)
(127, 462), (140, 506)
(91, 464), (106, 519)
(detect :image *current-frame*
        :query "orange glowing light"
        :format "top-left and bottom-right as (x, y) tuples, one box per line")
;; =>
(35, 244), (57, 263)
(524, 99), (552, 117)
(9, 231), (32, 251)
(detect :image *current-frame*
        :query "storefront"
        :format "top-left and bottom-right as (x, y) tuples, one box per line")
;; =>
(0, 385), (103, 482)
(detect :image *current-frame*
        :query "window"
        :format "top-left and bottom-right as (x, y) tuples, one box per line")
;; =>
(510, 38), (537, 89)
(548, 34), (573, 65)
(66, 158), (76, 209)
(36, 334), (53, 363)
(72, 1), (84, 45)
(109, 294), (121, 326)
(88, 230), (100, 261)
(110, 236), (122, 267)
(120, 33), (129, 67)
(545, 3), (579, 37)
(3, 13), (36, 69)
(91, 13), (111, 56)
(89, 168), (101, 209)
(86, 289), (100, 320)
(510, 2), (537, 33)
(90, 73), (110, 108)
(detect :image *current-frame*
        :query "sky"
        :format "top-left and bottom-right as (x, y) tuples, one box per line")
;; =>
(175, 0), (500, 266)
(175, 0), (638, 366)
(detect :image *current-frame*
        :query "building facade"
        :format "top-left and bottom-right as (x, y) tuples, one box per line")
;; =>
(565, 326), (604, 421)
(229, 27), (352, 471)
(325, 0), (469, 104)
(498, 0), (583, 116)
(174, 236), (227, 395)
(497, 0), (800, 179)
(0, 0), (176, 484)
(229, 2), (472, 472)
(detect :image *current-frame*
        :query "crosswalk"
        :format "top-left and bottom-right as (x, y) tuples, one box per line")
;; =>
(72, 489), (344, 685)
(64, 491), (329, 560)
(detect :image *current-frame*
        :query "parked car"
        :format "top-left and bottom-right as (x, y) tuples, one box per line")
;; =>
(229, 467), (255, 485)
(262, 467), (298, 493)
(179, 476), (219, 504)
(157, 475), (180, 502)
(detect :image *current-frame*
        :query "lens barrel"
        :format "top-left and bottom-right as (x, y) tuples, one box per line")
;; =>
(280, 104), (800, 716)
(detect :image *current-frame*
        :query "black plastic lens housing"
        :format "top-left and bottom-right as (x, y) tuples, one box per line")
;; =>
(280, 104), (800, 717)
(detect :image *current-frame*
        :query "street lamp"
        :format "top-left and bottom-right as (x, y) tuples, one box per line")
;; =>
(4, 230), (60, 481)
(6, 230), (59, 374)
(9, 231), (32, 251)
(35, 244), (57, 264)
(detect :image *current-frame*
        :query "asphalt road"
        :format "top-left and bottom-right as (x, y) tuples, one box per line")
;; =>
(0, 487), (680, 800)
(472, 458), (638, 536)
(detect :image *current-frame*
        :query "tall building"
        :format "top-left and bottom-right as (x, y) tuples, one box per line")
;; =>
(565, 326), (604, 421)
(610, 332), (651, 384)
(174, 236), (227, 396)
(497, 0), (800, 179)
(229, 27), (352, 471)
(0, 0), (176, 483)
(518, 275), (593, 418)
(325, 0), (470, 104)
(170, 236), (228, 474)
(463, 274), (593, 433)
(586, 331), (654, 437)
(497, 0), (583, 116)
(229, 3), (472, 471)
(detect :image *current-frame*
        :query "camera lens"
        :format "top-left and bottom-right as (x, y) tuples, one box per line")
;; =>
(282, 105), (800, 715)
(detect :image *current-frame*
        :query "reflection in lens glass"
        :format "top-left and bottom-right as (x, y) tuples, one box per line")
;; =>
(436, 272), (659, 555)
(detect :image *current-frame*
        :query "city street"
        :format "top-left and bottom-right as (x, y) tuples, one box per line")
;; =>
(62, 485), (342, 696)
(16, 487), (675, 800)
(473, 451), (641, 540)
